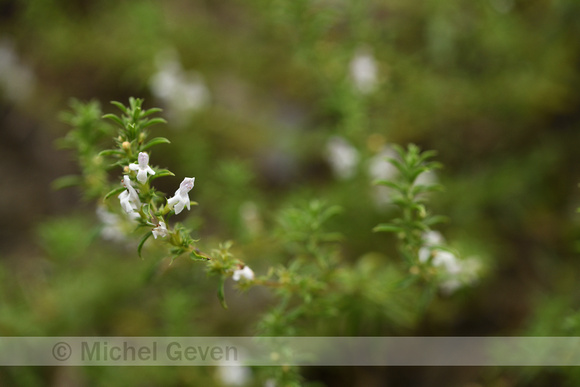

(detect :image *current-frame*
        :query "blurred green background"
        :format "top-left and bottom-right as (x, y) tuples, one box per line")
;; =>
(1, 0), (580, 385)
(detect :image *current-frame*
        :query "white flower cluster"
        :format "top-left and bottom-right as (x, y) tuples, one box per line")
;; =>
(111, 151), (196, 239)
(418, 231), (481, 294)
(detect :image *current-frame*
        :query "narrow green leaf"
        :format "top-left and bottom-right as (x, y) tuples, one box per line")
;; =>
(104, 186), (126, 200)
(141, 118), (168, 130)
(102, 113), (124, 127)
(52, 175), (81, 190)
(110, 101), (128, 114)
(373, 224), (402, 233)
(424, 215), (448, 226)
(149, 169), (175, 181)
(374, 179), (403, 191)
(141, 137), (171, 151)
(138, 231), (153, 259)
(217, 276), (228, 309)
(142, 107), (163, 117)
(98, 149), (125, 157)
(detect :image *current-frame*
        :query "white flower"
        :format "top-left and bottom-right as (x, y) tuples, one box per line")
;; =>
(167, 177), (195, 215)
(349, 47), (378, 94)
(129, 152), (156, 183)
(150, 50), (210, 124)
(325, 136), (360, 180)
(232, 265), (254, 281)
(216, 365), (251, 386)
(432, 250), (462, 275)
(152, 221), (169, 239)
(96, 205), (125, 242)
(118, 175), (141, 216)
(418, 230), (446, 263)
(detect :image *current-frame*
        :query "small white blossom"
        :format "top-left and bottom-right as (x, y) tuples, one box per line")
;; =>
(232, 265), (254, 281)
(118, 175), (141, 216)
(432, 250), (462, 275)
(129, 152), (156, 183)
(419, 231), (445, 263)
(349, 47), (378, 94)
(96, 205), (125, 242)
(167, 177), (195, 215)
(150, 50), (210, 125)
(325, 136), (360, 180)
(216, 365), (251, 386)
(152, 221), (169, 239)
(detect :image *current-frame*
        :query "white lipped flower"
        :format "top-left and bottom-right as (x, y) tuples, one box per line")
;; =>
(129, 152), (156, 183)
(232, 265), (254, 281)
(152, 221), (169, 239)
(167, 177), (195, 215)
(118, 175), (141, 216)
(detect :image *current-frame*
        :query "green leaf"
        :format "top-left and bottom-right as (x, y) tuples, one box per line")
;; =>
(104, 186), (126, 200)
(138, 231), (153, 259)
(217, 276), (228, 309)
(141, 118), (168, 130)
(374, 179), (403, 191)
(149, 169), (175, 181)
(110, 101), (128, 115)
(141, 137), (171, 151)
(424, 215), (448, 226)
(190, 249), (211, 261)
(142, 107), (163, 117)
(97, 149), (125, 157)
(102, 113), (124, 127)
(373, 224), (402, 233)
(52, 175), (81, 190)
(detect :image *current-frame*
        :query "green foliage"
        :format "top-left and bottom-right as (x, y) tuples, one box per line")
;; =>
(2, 0), (579, 385)
(373, 143), (444, 266)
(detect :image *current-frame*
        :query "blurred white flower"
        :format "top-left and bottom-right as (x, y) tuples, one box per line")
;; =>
(432, 250), (462, 275)
(349, 47), (378, 94)
(233, 265), (254, 281)
(325, 136), (360, 180)
(129, 152), (155, 183)
(150, 50), (210, 124)
(119, 175), (141, 216)
(368, 146), (398, 182)
(96, 205), (125, 242)
(418, 231), (482, 294)
(216, 365), (251, 386)
(418, 230), (445, 263)
(152, 221), (169, 239)
(0, 40), (35, 104)
(167, 177), (195, 215)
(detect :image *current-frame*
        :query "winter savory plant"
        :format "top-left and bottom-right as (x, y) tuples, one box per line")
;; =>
(56, 97), (481, 386)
